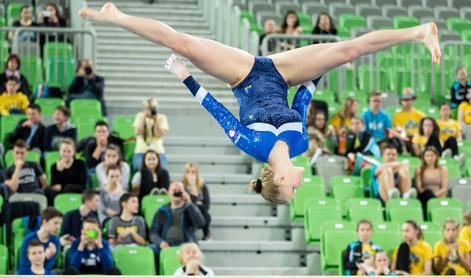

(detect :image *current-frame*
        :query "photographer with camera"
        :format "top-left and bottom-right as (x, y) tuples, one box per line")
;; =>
(133, 98), (169, 171)
(67, 59), (107, 115)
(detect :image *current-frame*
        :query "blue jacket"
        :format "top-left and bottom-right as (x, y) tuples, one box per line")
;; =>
(362, 109), (392, 141)
(343, 240), (382, 275)
(450, 80), (471, 109)
(18, 232), (59, 273)
(16, 268), (55, 275)
(68, 239), (113, 274)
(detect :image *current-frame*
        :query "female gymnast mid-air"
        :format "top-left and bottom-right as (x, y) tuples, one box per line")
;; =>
(79, 3), (441, 204)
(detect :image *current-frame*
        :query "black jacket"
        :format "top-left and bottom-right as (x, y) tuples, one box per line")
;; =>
(68, 75), (105, 99)
(9, 119), (46, 152)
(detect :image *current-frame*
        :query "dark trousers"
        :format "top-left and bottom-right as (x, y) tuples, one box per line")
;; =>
(197, 204), (211, 237)
(395, 242), (411, 273)
(63, 266), (121, 275)
(418, 189), (436, 220)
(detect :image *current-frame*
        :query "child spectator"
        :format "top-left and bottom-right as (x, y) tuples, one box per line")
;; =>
(96, 144), (130, 190)
(174, 242), (215, 276)
(412, 117), (443, 156)
(0, 54), (31, 97)
(82, 120), (123, 169)
(343, 116), (378, 157)
(16, 240), (55, 275)
(9, 104), (46, 152)
(0, 75), (29, 115)
(331, 97), (359, 136)
(132, 150), (170, 201)
(99, 165), (125, 222)
(458, 88), (471, 127)
(108, 193), (146, 246)
(363, 251), (397, 276)
(44, 105), (77, 151)
(458, 211), (471, 245)
(450, 67), (471, 110)
(438, 102), (462, 157)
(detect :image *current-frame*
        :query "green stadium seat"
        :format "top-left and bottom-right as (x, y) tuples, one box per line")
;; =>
(73, 116), (105, 141)
(20, 56), (44, 89)
(113, 245), (156, 275)
(302, 175), (324, 187)
(290, 183), (325, 221)
(330, 176), (363, 216)
(347, 198), (384, 224)
(447, 18), (471, 36)
(142, 194), (170, 228)
(372, 222), (401, 255)
(70, 99), (103, 122)
(304, 198), (341, 245)
(358, 66), (389, 93)
(43, 42), (73, 61)
(54, 193), (81, 214)
(339, 14), (366, 33)
(44, 151), (60, 184)
(112, 115), (135, 140)
(339, 89), (367, 106)
(320, 221), (356, 273)
(360, 166), (372, 195)
(393, 16), (420, 29)
(0, 244), (6, 275)
(396, 156), (421, 177)
(312, 89), (335, 103)
(4, 149), (40, 168)
(297, 12), (313, 35)
(420, 222), (442, 247)
(337, 26), (351, 38)
(0, 41), (8, 65)
(45, 57), (75, 91)
(89, 172), (99, 189)
(123, 140), (136, 164)
(291, 155), (311, 177)
(386, 199), (424, 224)
(287, 87), (297, 106)
(1, 114), (26, 148)
(439, 159), (461, 179)
(427, 198), (463, 225)
(462, 30), (471, 41)
(159, 246), (181, 275)
(35, 98), (64, 116)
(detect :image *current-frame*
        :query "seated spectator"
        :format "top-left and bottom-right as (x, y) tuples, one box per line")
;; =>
(343, 220), (382, 275)
(392, 220), (433, 275)
(305, 110), (333, 161)
(259, 19), (278, 55)
(434, 219), (471, 275)
(16, 240), (55, 275)
(312, 12), (337, 43)
(65, 218), (121, 275)
(459, 211), (471, 245)
(108, 193), (146, 246)
(67, 59), (107, 115)
(10, 5), (38, 43)
(18, 208), (63, 273)
(133, 98), (169, 171)
(60, 189), (100, 243)
(372, 143), (415, 203)
(416, 147), (448, 215)
(5, 139), (47, 194)
(44, 105), (77, 152)
(393, 88), (425, 152)
(174, 242), (214, 276)
(39, 3), (66, 27)
(99, 165), (125, 222)
(360, 251), (397, 276)
(343, 116), (379, 157)
(182, 163), (211, 240)
(9, 104), (46, 152)
(279, 10), (302, 51)
(0, 76), (29, 115)
(412, 117), (443, 156)
(458, 88), (471, 127)
(96, 144), (130, 190)
(0, 54), (31, 98)
(149, 181), (205, 253)
(44, 139), (87, 206)
(331, 97), (359, 134)
(438, 102), (462, 157)
(132, 150), (170, 201)
(450, 67), (471, 110)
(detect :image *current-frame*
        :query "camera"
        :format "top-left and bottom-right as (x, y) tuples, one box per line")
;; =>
(85, 229), (98, 239)
(150, 107), (157, 116)
(84, 67), (93, 76)
(173, 191), (182, 198)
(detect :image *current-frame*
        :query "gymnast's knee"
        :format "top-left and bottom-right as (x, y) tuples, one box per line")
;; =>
(168, 32), (194, 58)
(339, 40), (362, 61)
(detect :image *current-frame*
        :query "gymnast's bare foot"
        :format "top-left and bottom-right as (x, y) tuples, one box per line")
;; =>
(421, 22), (441, 64)
(79, 2), (127, 23)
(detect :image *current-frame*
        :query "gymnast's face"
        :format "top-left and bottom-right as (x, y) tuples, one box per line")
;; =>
(275, 166), (304, 200)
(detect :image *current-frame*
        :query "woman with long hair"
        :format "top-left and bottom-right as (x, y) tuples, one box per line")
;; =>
(131, 150), (170, 200)
(412, 117), (442, 156)
(95, 144), (130, 191)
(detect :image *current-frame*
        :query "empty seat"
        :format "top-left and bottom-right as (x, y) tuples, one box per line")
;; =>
(375, 0), (399, 6)
(330, 176), (363, 216)
(315, 156), (347, 193)
(113, 245), (156, 275)
(304, 198), (341, 244)
(35, 98), (64, 116)
(450, 0), (471, 10)
(356, 4), (382, 17)
(425, 0), (449, 7)
(367, 16), (392, 29)
(302, 2), (328, 16)
(420, 222), (442, 246)
(393, 16), (420, 28)
(46, 57), (75, 91)
(70, 99), (102, 121)
(434, 6), (460, 19)
(372, 222), (402, 254)
(447, 18), (471, 36)
(400, 0), (425, 7)
(54, 193), (81, 214)
(451, 184), (471, 211)
(386, 198), (424, 224)
(428, 198), (463, 224)
(256, 11), (280, 26)
(383, 5), (408, 18)
(276, 1), (299, 17)
(321, 221), (356, 273)
(1, 114), (26, 148)
(290, 183), (325, 221)
(408, 6), (435, 19)
(329, 3), (355, 19)
(249, 1), (275, 16)
(441, 30), (463, 42)
(339, 14), (366, 32)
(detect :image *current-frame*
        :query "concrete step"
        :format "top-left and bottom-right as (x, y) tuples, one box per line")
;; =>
(211, 266), (308, 276)
(165, 145), (240, 155)
(167, 163), (250, 175)
(206, 184), (249, 195)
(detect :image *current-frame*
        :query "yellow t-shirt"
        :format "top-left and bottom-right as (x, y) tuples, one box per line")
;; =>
(458, 101), (471, 124)
(0, 92), (29, 115)
(330, 113), (352, 131)
(393, 108), (425, 137)
(412, 134), (428, 149)
(437, 119), (462, 142)
(434, 240), (470, 275)
(133, 112), (169, 153)
(458, 226), (471, 245)
(393, 240), (433, 275)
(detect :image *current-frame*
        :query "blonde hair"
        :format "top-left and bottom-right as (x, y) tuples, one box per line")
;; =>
(248, 166), (287, 204)
(178, 242), (203, 265)
(182, 163), (204, 190)
(143, 98), (159, 109)
(463, 211), (471, 226)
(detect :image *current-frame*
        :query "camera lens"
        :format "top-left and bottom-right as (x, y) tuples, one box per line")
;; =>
(84, 67), (92, 75)
(173, 191), (182, 197)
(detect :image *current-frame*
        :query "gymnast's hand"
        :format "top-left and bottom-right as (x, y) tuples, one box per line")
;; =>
(165, 53), (190, 81)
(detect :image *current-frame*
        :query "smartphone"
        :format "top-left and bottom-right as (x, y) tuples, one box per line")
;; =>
(85, 229), (98, 240)
(42, 10), (52, 17)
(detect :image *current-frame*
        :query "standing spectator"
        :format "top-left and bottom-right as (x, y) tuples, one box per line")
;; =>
(279, 10), (302, 51)
(450, 67), (471, 110)
(342, 220), (382, 275)
(60, 189), (100, 242)
(18, 208), (63, 273)
(458, 211), (471, 245)
(11, 5), (38, 43)
(65, 218), (121, 275)
(132, 150), (170, 201)
(458, 88), (471, 127)
(362, 91), (393, 143)
(259, 19), (278, 55)
(392, 220), (433, 275)
(416, 147), (448, 215)
(96, 144), (130, 190)
(44, 139), (87, 206)
(434, 219), (471, 275)
(174, 243), (215, 276)
(312, 12), (337, 43)
(412, 117), (443, 156)
(82, 121), (123, 169)
(67, 59), (106, 115)
(39, 3), (66, 27)
(133, 98), (169, 171)
(438, 103), (462, 157)
(108, 193), (146, 246)
(44, 105), (76, 152)
(98, 165), (125, 222)
(16, 240), (55, 275)
(330, 97), (359, 135)
(0, 54), (31, 98)
(5, 139), (47, 194)
(182, 163), (211, 240)
(0, 76), (29, 115)
(9, 104), (46, 152)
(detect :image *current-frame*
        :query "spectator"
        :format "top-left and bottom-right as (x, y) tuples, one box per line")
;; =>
(149, 181), (205, 255)
(132, 150), (170, 201)
(259, 19), (278, 55)
(96, 144), (130, 190)
(9, 104), (46, 152)
(450, 67), (471, 110)
(438, 103), (462, 157)
(44, 105), (77, 152)
(108, 193), (146, 246)
(182, 163), (211, 240)
(44, 139), (87, 206)
(5, 139), (47, 194)
(305, 110), (333, 160)
(458, 88), (471, 127)
(18, 208), (63, 273)
(0, 75), (29, 115)
(133, 98), (169, 171)
(16, 240), (55, 275)
(416, 147), (448, 215)
(458, 211), (471, 245)
(279, 10), (302, 51)
(67, 59), (107, 116)
(372, 143), (415, 203)
(331, 97), (359, 134)
(312, 12), (337, 44)
(82, 120), (123, 169)
(0, 54), (31, 98)
(65, 218), (121, 275)
(10, 5), (38, 43)
(174, 243), (215, 276)
(342, 116), (379, 157)
(39, 3), (66, 27)
(412, 117), (443, 156)
(392, 220), (433, 275)
(343, 220), (382, 275)
(434, 219), (471, 275)
(60, 189), (100, 242)
(98, 165), (125, 222)
(361, 251), (397, 276)
(362, 91), (395, 144)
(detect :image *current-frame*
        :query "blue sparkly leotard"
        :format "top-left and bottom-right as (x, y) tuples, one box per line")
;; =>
(182, 56), (321, 163)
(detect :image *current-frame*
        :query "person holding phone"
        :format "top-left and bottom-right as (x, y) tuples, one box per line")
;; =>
(39, 3), (66, 27)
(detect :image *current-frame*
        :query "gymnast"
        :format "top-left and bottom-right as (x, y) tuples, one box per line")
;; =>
(79, 3), (441, 204)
